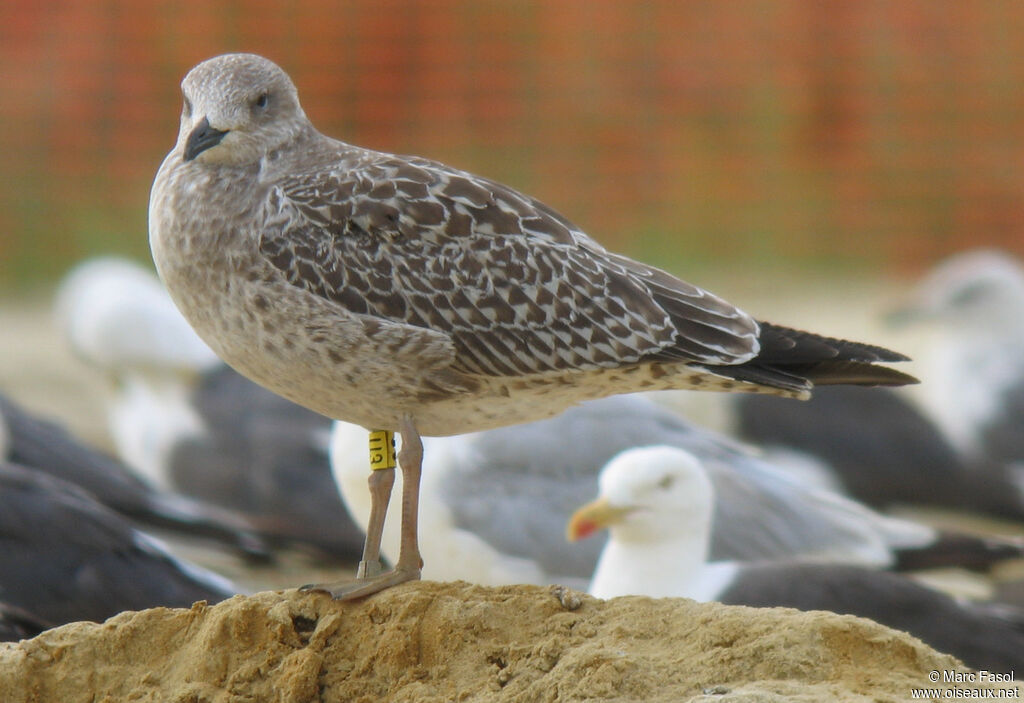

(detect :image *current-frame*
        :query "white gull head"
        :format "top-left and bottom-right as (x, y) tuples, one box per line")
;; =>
(595, 445), (715, 546)
(569, 445), (738, 600)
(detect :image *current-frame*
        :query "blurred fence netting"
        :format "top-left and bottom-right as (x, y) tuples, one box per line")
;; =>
(2, 1), (1023, 286)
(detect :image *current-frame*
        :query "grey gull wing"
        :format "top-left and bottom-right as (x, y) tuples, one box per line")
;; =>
(981, 376), (1024, 468)
(0, 602), (49, 642)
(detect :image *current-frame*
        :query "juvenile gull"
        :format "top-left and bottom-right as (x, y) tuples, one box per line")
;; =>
(568, 446), (1024, 672)
(150, 52), (915, 599)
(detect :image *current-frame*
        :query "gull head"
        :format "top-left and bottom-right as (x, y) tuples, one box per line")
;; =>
(176, 53), (309, 166)
(567, 445), (715, 545)
(888, 248), (1024, 331)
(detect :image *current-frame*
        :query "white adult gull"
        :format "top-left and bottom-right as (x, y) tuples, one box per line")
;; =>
(55, 256), (220, 489)
(331, 394), (1021, 586)
(887, 248), (1024, 468)
(568, 446), (1024, 672)
(149, 52), (915, 599)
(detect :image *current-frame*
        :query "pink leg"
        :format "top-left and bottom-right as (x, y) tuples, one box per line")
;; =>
(302, 416), (423, 600)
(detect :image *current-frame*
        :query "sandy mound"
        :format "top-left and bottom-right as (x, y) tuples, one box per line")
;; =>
(0, 581), (994, 702)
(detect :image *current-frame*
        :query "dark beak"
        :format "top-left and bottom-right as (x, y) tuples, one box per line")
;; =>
(183, 117), (228, 161)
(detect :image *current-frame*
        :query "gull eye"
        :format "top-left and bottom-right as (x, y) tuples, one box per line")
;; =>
(253, 92), (269, 110)
(948, 282), (988, 308)
(657, 474), (675, 490)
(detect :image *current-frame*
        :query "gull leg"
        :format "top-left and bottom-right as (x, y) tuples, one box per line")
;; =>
(357, 428), (397, 578)
(393, 414), (424, 575)
(355, 466), (394, 578)
(302, 419), (423, 600)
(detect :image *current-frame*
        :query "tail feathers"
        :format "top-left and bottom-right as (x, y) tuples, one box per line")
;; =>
(696, 321), (918, 396)
(780, 361), (919, 387)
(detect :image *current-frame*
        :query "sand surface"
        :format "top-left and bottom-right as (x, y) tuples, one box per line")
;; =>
(1, 581), (1009, 703)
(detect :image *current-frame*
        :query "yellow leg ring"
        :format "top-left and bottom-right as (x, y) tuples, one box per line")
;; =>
(368, 429), (397, 470)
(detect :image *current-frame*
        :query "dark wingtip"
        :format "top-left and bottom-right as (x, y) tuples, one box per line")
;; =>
(866, 347), (912, 363)
(755, 321), (914, 365)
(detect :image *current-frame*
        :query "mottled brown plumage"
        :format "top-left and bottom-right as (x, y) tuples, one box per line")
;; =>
(149, 53), (915, 599)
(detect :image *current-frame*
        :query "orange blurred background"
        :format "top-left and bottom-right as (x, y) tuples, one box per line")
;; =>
(2, 0), (1023, 289)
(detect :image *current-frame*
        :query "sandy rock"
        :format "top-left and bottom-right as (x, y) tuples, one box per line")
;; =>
(0, 581), (1007, 702)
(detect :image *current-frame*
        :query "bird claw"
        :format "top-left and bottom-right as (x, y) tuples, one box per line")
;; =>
(300, 566), (421, 601)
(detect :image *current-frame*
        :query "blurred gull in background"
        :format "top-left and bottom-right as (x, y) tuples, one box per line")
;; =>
(167, 365), (366, 558)
(732, 385), (1024, 522)
(54, 257), (365, 560)
(568, 446), (1024, 672)
(676, 250), (1024, 525)
(0, 392), (267, 558)
(888, 249), (1024, 465)
(55, 257), (220, 488)
(0, 460), (239, 642)
(0, 602), (50, 643)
